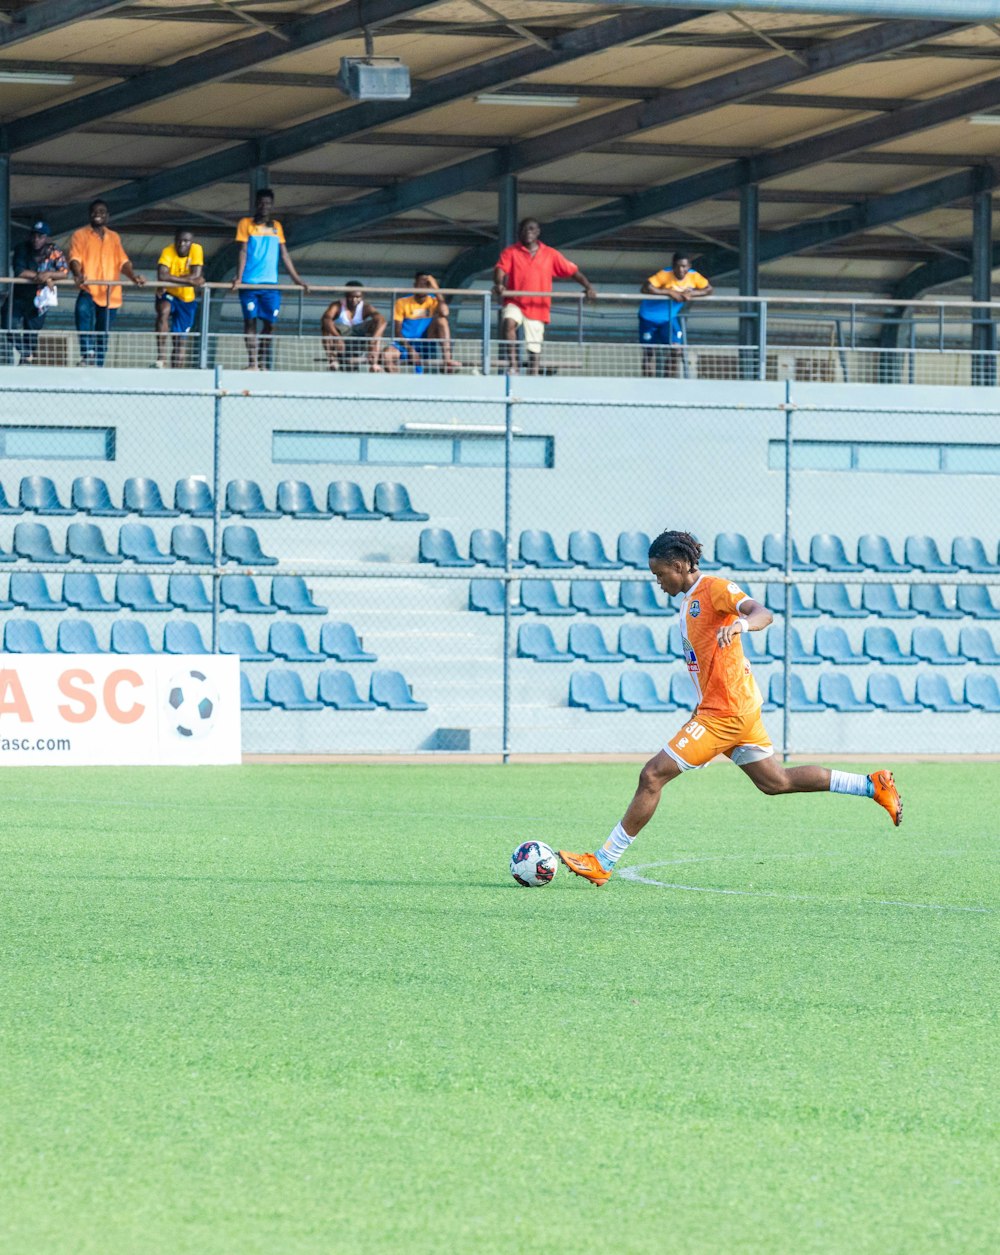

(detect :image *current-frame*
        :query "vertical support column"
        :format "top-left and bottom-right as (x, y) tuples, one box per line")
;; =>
(0, 151), (12, 339)
(971, 172), (995, 386)
(498, 174), (518, 250)
(739, 182), (760, 381)
(249, 165), (270, 209)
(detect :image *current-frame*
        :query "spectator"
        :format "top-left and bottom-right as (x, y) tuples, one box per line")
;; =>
(68, 199), (145, 367)
(231, 188), (308, 371)
(391, 272), (459, 373)
(493, 218), (595, 375)
(320, 282), (390, 372)
(638, 252), (713, 378)
(155, 228), (204, 369)
(8, 220), (68, 365)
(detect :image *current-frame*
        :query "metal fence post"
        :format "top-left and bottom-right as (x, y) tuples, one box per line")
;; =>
(199, 286), (211, 370)
(482, 292), (492, 376)
(502, 370), (513, 763)
(782, 376), (793, 764)
(211, 363), (223, 652)
(757, 297), (767, 381)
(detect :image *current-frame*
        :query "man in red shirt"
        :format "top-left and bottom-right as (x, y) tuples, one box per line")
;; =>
(493, 218), (595, 375)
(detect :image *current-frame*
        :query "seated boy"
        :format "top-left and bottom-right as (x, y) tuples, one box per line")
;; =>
(389, 272), (459, 373)
(320, 282), (389, 371)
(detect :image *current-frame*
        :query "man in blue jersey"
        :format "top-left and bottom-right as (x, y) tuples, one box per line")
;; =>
(230, 188), (309, 370)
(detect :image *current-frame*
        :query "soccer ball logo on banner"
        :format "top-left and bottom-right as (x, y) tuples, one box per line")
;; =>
(167, 669), (218, 739)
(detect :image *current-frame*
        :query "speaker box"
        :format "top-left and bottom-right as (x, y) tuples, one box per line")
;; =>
(339, 57), (411, 100)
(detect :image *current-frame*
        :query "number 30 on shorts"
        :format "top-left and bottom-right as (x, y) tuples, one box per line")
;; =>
(683, 720), (706, 740)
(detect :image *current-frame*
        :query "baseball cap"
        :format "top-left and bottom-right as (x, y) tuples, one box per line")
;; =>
(30, 220), (51, 235)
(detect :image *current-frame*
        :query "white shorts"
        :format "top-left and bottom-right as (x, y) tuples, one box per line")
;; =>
(501, 303), (545, 354)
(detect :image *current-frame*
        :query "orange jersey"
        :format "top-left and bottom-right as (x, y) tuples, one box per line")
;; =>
(677, 574), (762, 718)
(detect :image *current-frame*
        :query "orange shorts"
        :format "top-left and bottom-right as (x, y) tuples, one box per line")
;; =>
(664, 708), (774, 771)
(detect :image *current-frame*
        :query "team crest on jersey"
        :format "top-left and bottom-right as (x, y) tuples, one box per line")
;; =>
(727, 582), (742, 595)
(689, 600), (700, 618)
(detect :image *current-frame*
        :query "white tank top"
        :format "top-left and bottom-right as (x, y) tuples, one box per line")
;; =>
(337, 301), (366, 328)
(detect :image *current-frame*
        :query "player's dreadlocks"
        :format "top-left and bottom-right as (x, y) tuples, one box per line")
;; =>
(647, 529), (702, 569)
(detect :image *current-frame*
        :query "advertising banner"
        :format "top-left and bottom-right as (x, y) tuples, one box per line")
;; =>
(0, 654), (241, 766)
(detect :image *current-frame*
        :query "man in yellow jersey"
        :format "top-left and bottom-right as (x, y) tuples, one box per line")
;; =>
(154, 228), (204, 368)
(559, 529), (902, 886)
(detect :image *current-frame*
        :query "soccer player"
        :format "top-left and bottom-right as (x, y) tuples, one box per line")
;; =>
(558, 530), (902, 887)
(230, 188), (309, 370)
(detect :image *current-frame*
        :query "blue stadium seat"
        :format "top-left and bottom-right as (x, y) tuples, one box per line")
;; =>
(964, 673), (1000, 712)
(714, 532), (767, 571)
(240, 672), (272, 711)
(619, 671), (675, 712)
(765, 625), (820, 664)
(277, 479), (332, 520)
(568, 622), (625, 662)
(668, 671), (698, 709)
(271, 575), (327, 615)
(519, 529), (572, 569)
(768, 673), (825, 712)
(20, 475), (73, 516)
(225, 480), (278, 519)
(269, 622), (324, 662)
(762, 533), (816, 571)
(123, 477), (178, 518)
(370, 669), (428, 710)
(265, 668), (323, 711)
(174, 477), (214, 518)
(14, 521), (69, 562)
(813, 583), (866, 618)
(116, 574), (170, 612)
(63, 573), (120, 612)
(740, 630), (767, 664)
(327, 481), (380, 520)
(318, 670), (376, 710)
(469, 578), (524, 615)
(220, 575), (276, 614)
(957, 585), (1000, 619)
(809, 533), (863, 572)
(0, 480), (21, 514)
(617, 531), (651, 569)
(912, 626), (963, 665)
(951, 536), (1000, 575)
(0, 536), (14, 562)
(568, 670), (626, 712)
(857, 534), (910, 573)
(171, 524), (213, 564)
(569, 530), (622, 570)
(814, 625), (866, 665)
(915, 672), (972, 713)
(419, 527), (474, 567)
(219, 622), (274, 662)
(111, 621), (155, 654)
(9, 572), (68, 610)
(168, 573), (211, 613)
(619, 580), (671, 616)
(958, 625), (1000, 665)
(618, 623), (670, 663)
(373, 482), (429, 522)
(818, 672), (875, 712)
(763, 583), (820, 618)
(0, 584), (15, 610)
(867, 674), (922, 713)
(320, 622), (376, 662)
(909, 584), (961, 619)
(57, 619), (105, 654)
(520, 579), (573, 615)
(223, 524), (278, 566)
(517, 623), (572, 662)
(67, 522), (122, 564)
(863, 626), (916, 665)
(119, 523), (175, 565)
(163, 621), (209, 654)
(72, 475), (125, 517)
(904, 535), (957, 574)
(694, 537), (721, 571)
(470, 528), (522, 568)
(666, 623), (687, 660)
(570, 580), (624, 617)
(861, 585), (916, 618)
(4, 620), (49, 652)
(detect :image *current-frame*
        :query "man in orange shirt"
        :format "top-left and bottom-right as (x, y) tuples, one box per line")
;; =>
(559, 529), (902, 886)
(68, 199), (146, 367)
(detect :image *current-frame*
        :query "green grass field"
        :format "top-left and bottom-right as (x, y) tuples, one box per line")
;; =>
(0, 762), (997, 1254)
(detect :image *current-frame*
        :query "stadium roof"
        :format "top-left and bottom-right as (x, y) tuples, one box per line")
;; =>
(4, 0), (1000, 299)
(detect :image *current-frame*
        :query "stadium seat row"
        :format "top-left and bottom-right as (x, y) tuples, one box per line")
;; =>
(2, 618), (375, 661)
(568, 670), (1000, 714)
(1, 476), (428, 522)
(519, 623), (1000, 666)
(242, 669), (426, 712)
(0, 573), (326, 615)
(0, 522), (278, 565)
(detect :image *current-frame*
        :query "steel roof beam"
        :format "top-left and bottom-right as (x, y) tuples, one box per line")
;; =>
(0, 0), (131, 50)
(556, 1), (1000, 20)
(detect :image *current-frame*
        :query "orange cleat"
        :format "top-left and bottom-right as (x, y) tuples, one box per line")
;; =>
(870, 769), (902, 827)
(558, 849), (612, 886)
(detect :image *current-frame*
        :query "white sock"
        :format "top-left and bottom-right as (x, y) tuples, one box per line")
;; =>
(830, 770), (874, 798)
(596, 821), (634, 871)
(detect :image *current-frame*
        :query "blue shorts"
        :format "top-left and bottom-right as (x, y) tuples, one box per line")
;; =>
(160, 295), (199, 334)
(394, 337), (440, 362)
(639, 316), (684, 346)
(240, 289), (281, 323)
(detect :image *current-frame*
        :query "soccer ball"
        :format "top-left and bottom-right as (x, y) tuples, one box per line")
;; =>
(510, 840), (558, 887)
(167, 669), (218, 739)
